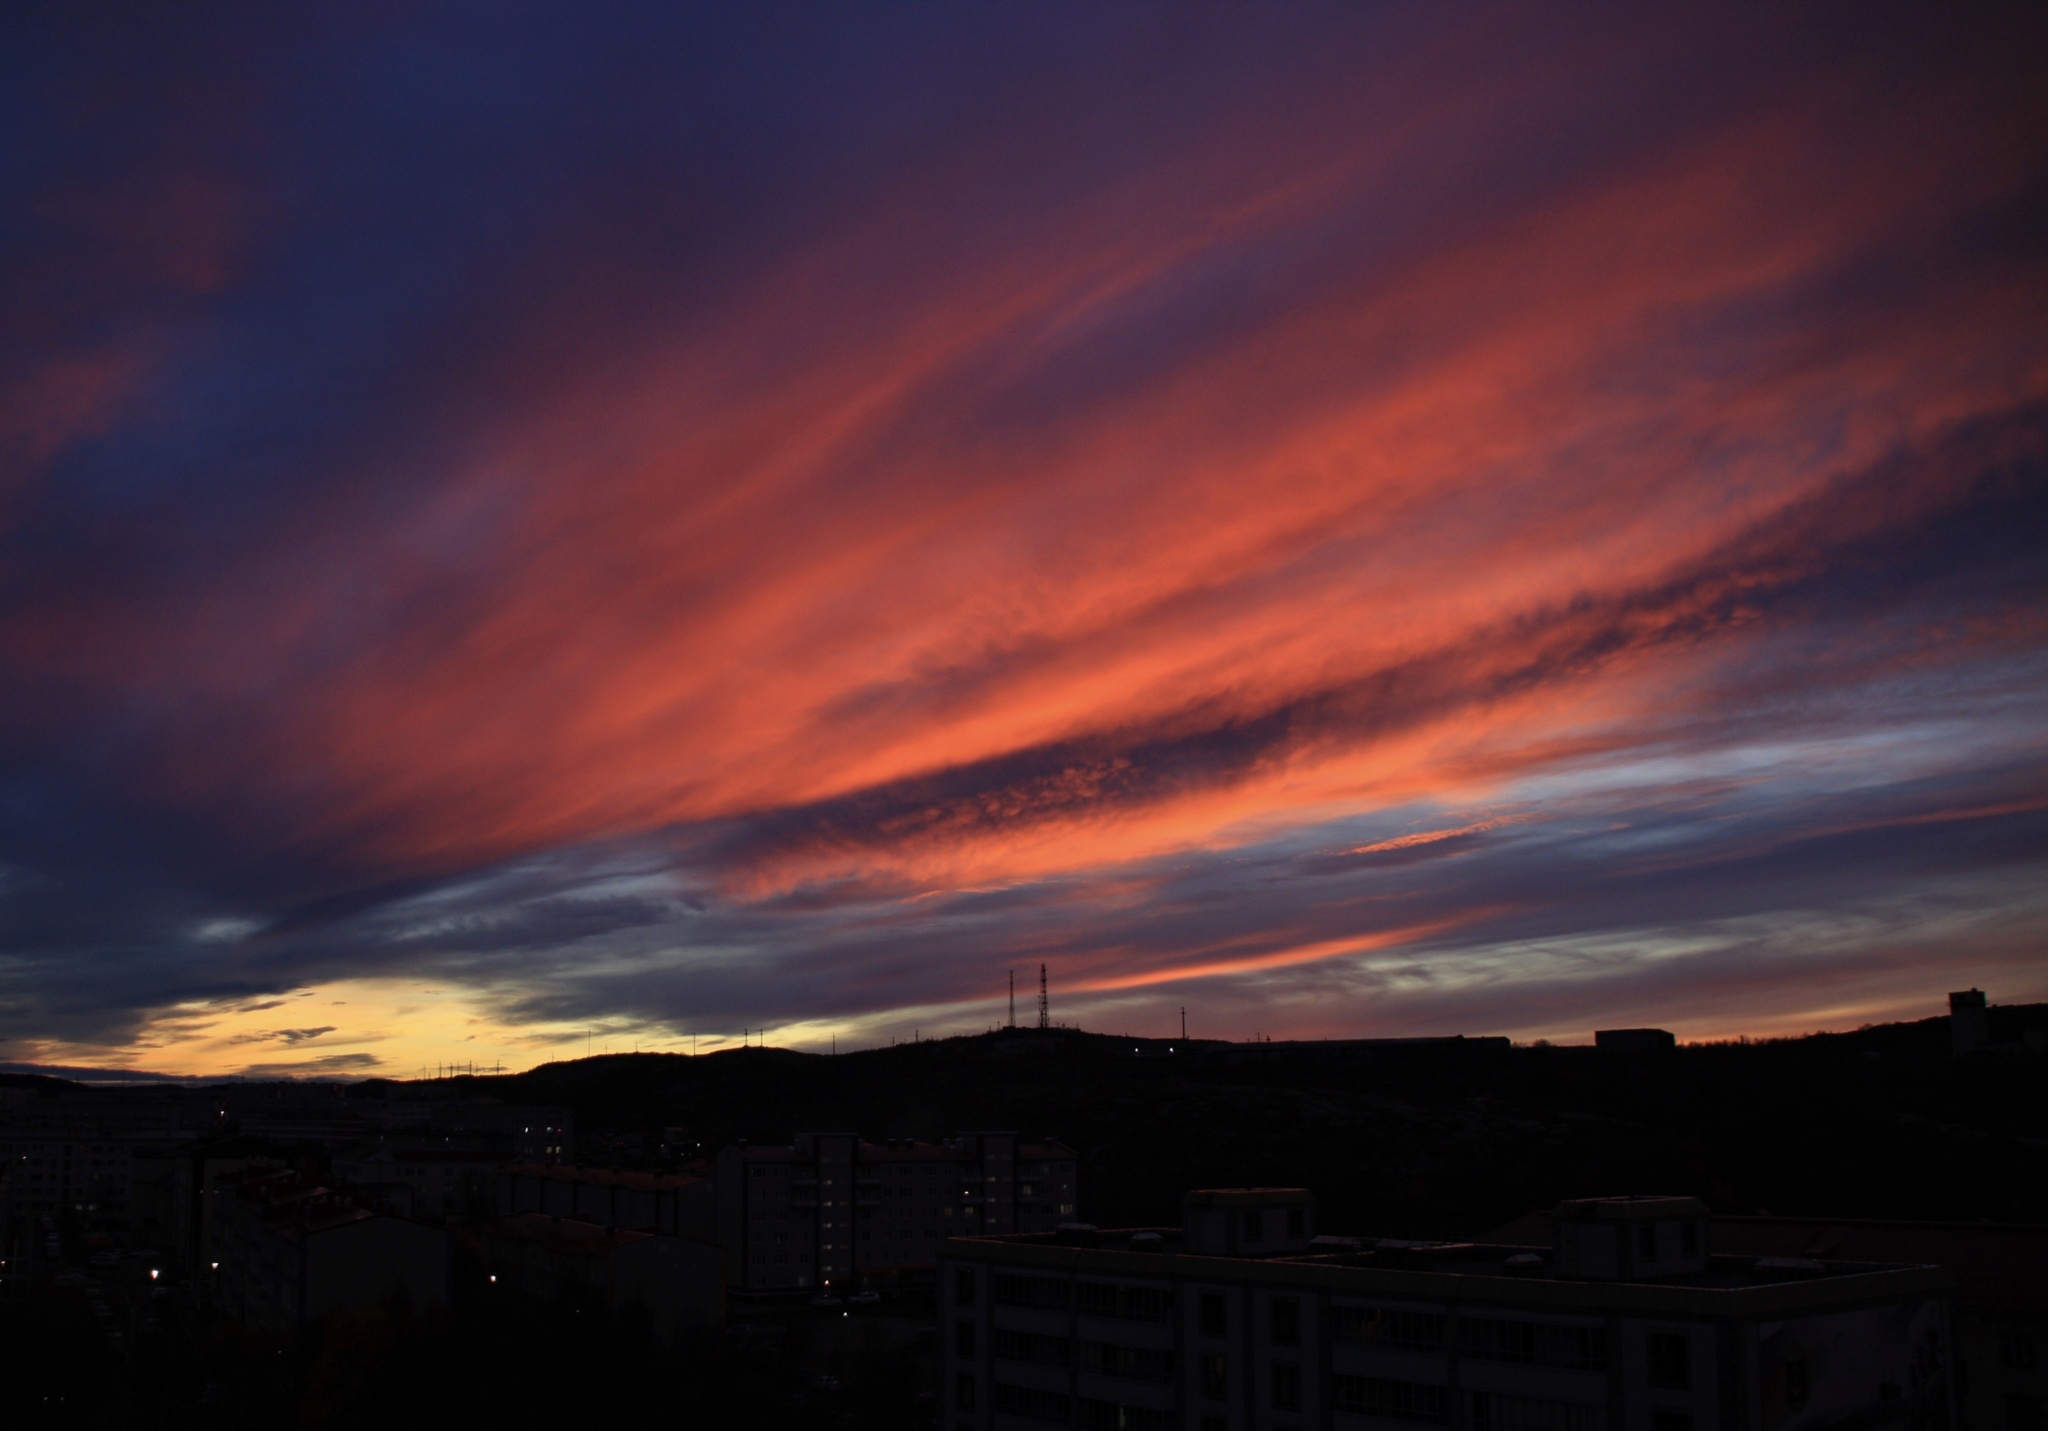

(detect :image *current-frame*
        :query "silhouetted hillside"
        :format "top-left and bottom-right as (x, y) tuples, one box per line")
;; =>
(353, 1010), (2048, 1236)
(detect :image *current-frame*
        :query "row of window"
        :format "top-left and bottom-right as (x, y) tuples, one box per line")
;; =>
(978, 1326), (1178, 1381)
(972, 1380), (1171, 1429)
(982, 1278), (1669, 1384)
(968, 1328), (1620, 1425)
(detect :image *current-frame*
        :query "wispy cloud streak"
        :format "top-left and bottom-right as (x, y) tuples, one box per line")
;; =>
(0, 3), (2044, 1069)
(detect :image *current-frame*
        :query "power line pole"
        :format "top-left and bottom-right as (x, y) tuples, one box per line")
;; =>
(1181, 1006), (1187, 1041)
(1038, 964), (1049, 1030)
(1008, 970), (1015, 1030)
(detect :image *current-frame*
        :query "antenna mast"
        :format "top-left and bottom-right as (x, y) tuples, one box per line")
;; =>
(1038, 964), (1049, 1030)
(1008, 970), (1015, 1030)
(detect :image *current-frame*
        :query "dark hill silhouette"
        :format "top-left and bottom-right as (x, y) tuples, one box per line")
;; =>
(353, 1009), (2048, 1237)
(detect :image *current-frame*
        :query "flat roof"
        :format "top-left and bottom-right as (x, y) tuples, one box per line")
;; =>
(1488, 1210), (2047, 1312)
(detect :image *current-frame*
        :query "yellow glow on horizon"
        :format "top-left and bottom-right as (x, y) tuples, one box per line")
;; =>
(19, 979), (668, 1080)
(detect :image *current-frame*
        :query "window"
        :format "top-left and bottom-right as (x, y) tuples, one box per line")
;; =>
(1680, 1222), (1700, 1257)
(2009, 1396), (2044, 1431)
(1786, 1356), (1809, 1409)
(1078, 1399), (1173, 1431)
(1334, 1307), (1446, 1351)
(1463, 1318), (1536, 1363)
(956, 1373), (976, 1411)
(1076, 1281), (1174, 1322)
(1648, 1332), (1691, 1389)
(994, 1273), (1069, 1309)
(1652, 1413), (1692, 1431)
(992, 1329), (1070, 1367)
(1201, 1352), (1228, 1400)
(994, 1382), (1072, 1424)
(1077, 1341), (1175, 1382)
(957, 1320), (976, 1357)
(1245, 1209), (1264, 1241)
(1457, 1319), (1605, 1371)
(1470, 1392), (1606, 1431)
(1287, 1207), (1305, 1239)
(1202, 1419), (1228, 1431)
(1273, 1363), (1302, 1413)
(2002, 1332), (2039, 1371)
(955, 1266), (976, 1306)
(1272, 1297), (1300, 1346)
(1200, 1292), (1228, 1336)
(1334, 1377), (1450, 1424)
(1638, 1225), (1658, 1259)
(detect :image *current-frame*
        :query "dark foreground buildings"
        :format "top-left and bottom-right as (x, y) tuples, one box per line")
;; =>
(717, 1130), (1079, 1294)
(1485, 1208), (2045, 1431)
(941, 1191), (1954, 1431)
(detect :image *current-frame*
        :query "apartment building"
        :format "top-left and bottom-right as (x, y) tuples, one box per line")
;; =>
(211, 1167), (447, 1331)
(496, 1162), (714, 1240)
(0, 1087), (222, 1237)
(361, 1100), (573, 1163)
(941, 1191), (1953, 1431)
(1488, 1208), (2044, 1431)
(332, 1144), (506, 1222)
(483, 1213), (724, 1341)
(716, 1131), (1078, 1293)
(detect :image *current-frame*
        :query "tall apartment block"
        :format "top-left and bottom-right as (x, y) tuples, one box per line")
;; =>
(940, 1191), (1952, 1431)
(716, 1131), (1077, 1293)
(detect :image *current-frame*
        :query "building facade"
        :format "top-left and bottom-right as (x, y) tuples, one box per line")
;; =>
(211, 1167), (448, 1330)
(483, 1213), (724, 1341)
(716, 1131), (1078, 1293)
(496, 1162), (714, 1240)
(940, 1192), (1953, 1431)
(1487, 1210), (2045, 1431)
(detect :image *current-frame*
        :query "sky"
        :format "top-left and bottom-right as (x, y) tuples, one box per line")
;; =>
(2, 2), (2046, 1079)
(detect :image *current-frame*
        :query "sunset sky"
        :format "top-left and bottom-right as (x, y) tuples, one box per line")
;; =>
(4, 2), (2046, 1078)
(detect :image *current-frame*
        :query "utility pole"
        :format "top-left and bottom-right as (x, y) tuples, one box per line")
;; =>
(1008, 970), (1015, 1030)
(1038, 964), (1049, 1030)
(1181, 1006), (1187, 1041)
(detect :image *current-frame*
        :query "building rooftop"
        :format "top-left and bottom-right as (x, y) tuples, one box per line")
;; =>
(1486, 1208), (2048, 1311)
(944, 1222), (1951, 1311)
(489, 1211), (655, 1254)
(500, 1162), (703, 1191)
